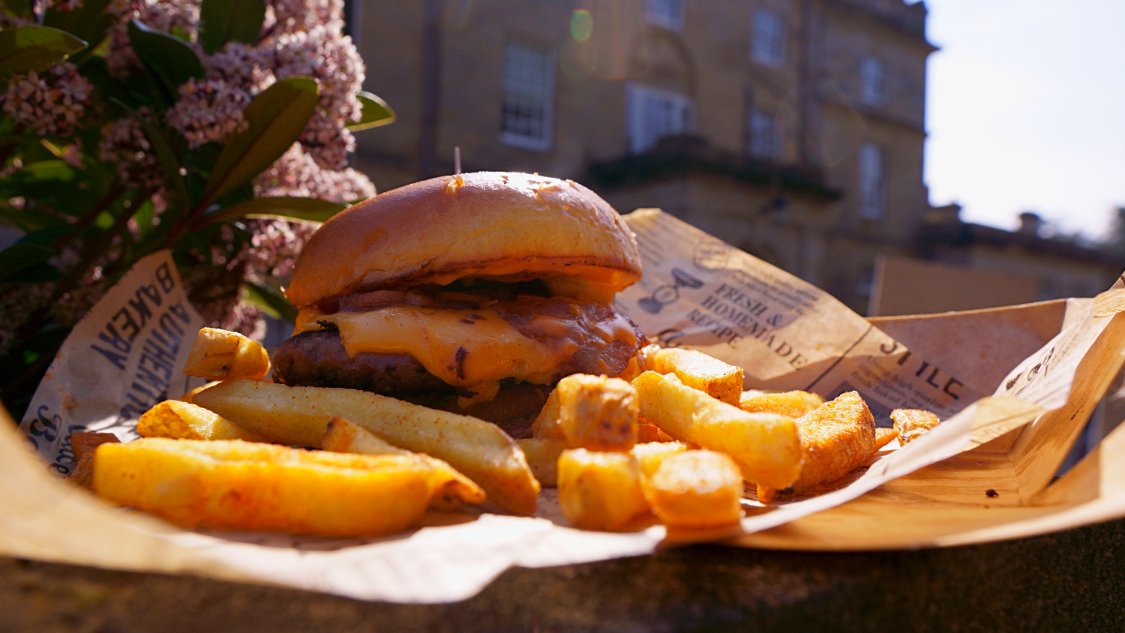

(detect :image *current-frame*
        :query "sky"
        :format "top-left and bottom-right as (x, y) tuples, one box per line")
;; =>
(923, 0), (1125, 241)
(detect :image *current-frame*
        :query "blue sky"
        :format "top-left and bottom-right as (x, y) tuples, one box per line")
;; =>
(923, 0), (1125, 241)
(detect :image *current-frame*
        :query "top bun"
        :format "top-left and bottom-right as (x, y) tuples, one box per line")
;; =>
(286, 172), (642, 308)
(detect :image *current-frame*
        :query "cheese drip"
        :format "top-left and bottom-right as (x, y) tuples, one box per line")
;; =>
(303, 306), (565, 387)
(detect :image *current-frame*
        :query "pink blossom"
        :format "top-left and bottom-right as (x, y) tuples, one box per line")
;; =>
(254, 144), (375, 203)
(106, 0), (202, 74)
(1, 63), (92, 136)
(266, 0), (346, 35)
(271, 26), (365, 169)
(166, 43), (276, 148)
(166, 78), (252, 148)
(98, 110), (164, 191)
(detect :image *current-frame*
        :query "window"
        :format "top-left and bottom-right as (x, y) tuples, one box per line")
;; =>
(501, 42), (554, 150)
(747, 108), (781, 160)
(751, 9), (785, 67)
(626, 83), (693, 153)
(859, 56), (886, 106)
(858, 143), (886, 219)
(645, 0), (684, 30)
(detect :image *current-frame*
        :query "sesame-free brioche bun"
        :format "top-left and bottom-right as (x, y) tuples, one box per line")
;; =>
(286, 172), (642, 308)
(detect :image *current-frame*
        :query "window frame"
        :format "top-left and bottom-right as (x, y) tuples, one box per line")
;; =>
(626, 82), (694, 154)
(500, 41), (556, 151)
(644, 0), (684, 31)
(751, 8), (785, 67)
(858, 143), (887, 219)
(746, 107), (781, 160)
(859, 55), (886, 106)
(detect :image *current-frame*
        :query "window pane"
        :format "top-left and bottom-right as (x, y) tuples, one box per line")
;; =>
(747, 109), (780, 159)
(858, 143), (886, 219)
(645, 0), (683, 30)
(752, 9), (784, 66)
(501, 43), (554, 150)
(860, 56), (886, 105)
(627, 83), (692, 153)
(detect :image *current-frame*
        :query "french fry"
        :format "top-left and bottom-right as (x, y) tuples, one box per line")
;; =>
(193, 380), (540, 515)
(757, 391), (876, 503)
(891, 408), (941, 445)
(636, 421), (675, 443)
(66, 431), (120, 490)
(557, 449), (650, 531)
(529, 389), (563, 439)
(93, 438), (432, 537)
(875, 426), (899, 450)
(554, 374), (638, 451)
(183, 327), (271, 381)
(179, 381), (219, 404)
(641, 344), (743, 405)
(631, 371), (801, 490)
(531, 375), (639, 451)
(515, 437), (566, 487)
(647, 450), (744, 529)
(739, 389), (824, 418)
(137, 400), (266, 442)
(322, 417), (486, 510)
(630, 441), (689, 480)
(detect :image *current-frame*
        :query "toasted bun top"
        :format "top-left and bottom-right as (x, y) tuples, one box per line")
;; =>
(286, 172), (642, 308)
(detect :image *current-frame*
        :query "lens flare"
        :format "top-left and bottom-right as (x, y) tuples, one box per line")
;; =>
(570, 9), (593, 42)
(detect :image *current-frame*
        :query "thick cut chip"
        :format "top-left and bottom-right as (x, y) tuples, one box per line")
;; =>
(557, 449), (650, 531)
(66, 432), (120, 490)
(630, 441), (690, 480)
(641, 345), (743, 405)
(529, 389), (563, 439)
(636, 421), (675, 443)
(183, 327), (270, 381)
(322, 418), (485, 510)
(757, 391), (876, 503)
(193, 380), (540, 515)
(555, 374), (638, 451)
(875, 427), (899, 450)
(647, 450), (744, 529)
(93, 439), (432, 537)
(631, 371), (801, 490)
(137, 400), (266, 442)
(891, 408), (941, 445)
(531, 375), (639, 451)
(516, 437), (567, 487)
(739, 390), (824, 419)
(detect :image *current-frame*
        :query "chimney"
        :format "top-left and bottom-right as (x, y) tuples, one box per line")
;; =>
(1018, 211), (1044, 237)
(925, 203), (962, 224)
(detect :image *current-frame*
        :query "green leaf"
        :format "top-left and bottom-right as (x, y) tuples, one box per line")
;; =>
(0, 26), (87, 77)
(348, 91), (396, 131)
(206, 196), (346, 224)
(16, 159), (76, 183)
(44, 0), (114, 54)
(127, 20), (204, 99)
(199, 0), (265, 54)
(0, 242), (55, 283)
(244, 279), (297, 322)
(198, 76), (319, 209)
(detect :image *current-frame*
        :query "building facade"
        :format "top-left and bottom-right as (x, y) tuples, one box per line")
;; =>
(350, 0), (1118, 314)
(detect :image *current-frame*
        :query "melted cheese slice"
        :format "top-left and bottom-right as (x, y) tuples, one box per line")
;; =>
(299, 306), (565, 387)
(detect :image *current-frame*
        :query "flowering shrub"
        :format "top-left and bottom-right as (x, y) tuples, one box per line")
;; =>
(0, 0), (393, 416)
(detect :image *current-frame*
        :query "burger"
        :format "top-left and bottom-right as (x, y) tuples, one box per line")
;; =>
(273, 172), (646, 435)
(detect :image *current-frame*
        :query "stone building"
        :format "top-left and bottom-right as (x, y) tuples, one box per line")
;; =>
(349, 0), (1119, 314)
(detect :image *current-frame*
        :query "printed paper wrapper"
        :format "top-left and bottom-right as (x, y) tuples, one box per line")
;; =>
(1, 209), (1123, 603)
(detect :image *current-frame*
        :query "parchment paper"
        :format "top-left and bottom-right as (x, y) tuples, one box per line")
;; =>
(2, 209), (1122, 603)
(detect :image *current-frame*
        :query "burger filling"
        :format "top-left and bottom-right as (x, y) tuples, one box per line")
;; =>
(273, 281), (643, 404)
